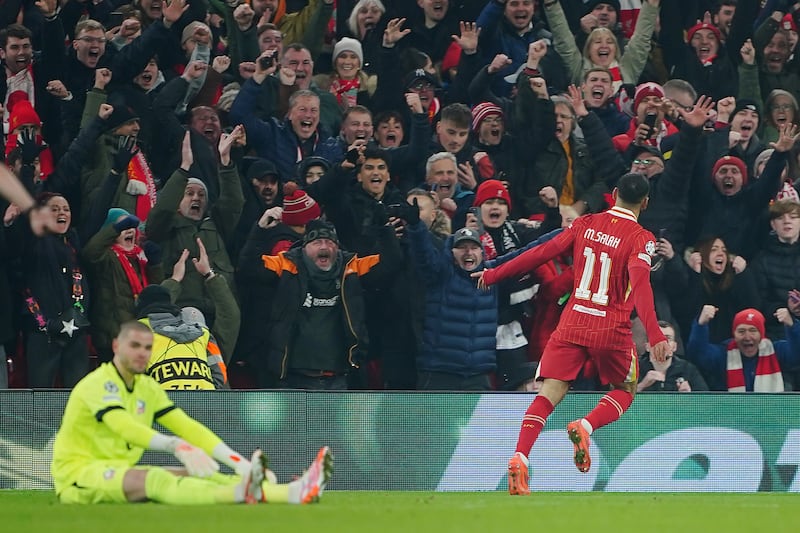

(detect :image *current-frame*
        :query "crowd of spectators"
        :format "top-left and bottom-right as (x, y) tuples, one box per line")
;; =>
(3, 0), (800, 392)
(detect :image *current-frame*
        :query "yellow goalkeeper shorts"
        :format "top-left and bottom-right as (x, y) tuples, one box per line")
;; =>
(57, 462), (157, 504)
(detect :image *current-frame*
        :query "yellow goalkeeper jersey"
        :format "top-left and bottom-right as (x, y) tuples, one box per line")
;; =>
(51, 362), (176, 491)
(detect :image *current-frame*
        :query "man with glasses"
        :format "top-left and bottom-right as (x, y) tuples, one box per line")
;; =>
(54, 1), (185, 149)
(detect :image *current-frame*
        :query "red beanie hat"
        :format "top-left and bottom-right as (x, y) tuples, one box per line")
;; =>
(473, 179), (512, 210)
(281, 182), (320, 226)
(686, 22), (722, 44)
(783, 14), (798, 33)
(633, 82), (664, 114)
(711, 155), (748, 185)
(8, 99), (41, 132)
(732, 308), (765, 338)
(441, 41), (462, 80)
(471, 102), (504, 132)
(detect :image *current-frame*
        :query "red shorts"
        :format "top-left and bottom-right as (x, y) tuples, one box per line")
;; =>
(538, 337), (638, 385)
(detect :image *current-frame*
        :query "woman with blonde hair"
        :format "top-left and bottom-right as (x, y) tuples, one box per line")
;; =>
(542, 0), (660, 91)
(347, 0), (386, 40)
(316, 37), (378, 111)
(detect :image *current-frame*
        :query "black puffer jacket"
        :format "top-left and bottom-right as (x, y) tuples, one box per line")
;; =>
(752, 234), (800, 340)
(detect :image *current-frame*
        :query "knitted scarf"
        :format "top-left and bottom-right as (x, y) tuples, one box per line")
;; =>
(111, 243), (149, 298)
(726, 338), (784, 392)
(330, 77), (360, 108)
(483, 221), (522, 260)
(126, 151), (158, 222)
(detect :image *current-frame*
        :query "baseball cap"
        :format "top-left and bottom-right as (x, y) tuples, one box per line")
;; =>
(452, 227), (482, 247)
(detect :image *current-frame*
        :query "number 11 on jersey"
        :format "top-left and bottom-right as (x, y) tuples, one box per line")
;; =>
(575, 246), (611, 306)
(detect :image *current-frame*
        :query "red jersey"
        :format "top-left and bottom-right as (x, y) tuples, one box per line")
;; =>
(485, 206), (665, 350)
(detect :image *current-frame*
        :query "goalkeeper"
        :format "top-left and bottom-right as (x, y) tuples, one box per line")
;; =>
(51, 320), (332, 505)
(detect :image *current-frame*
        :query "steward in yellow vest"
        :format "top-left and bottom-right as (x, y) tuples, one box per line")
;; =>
(135, 285), (227, 390)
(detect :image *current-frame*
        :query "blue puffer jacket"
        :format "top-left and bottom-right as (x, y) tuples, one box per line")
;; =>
(406, 222), (497, 376)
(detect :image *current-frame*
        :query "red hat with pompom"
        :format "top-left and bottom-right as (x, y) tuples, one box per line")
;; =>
(281, 182), (320, 226)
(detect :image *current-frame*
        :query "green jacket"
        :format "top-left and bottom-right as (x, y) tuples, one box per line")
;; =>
(145, 165), (243, 322)
(79, 89), (144, 223)
(160, 275), (240, 365)
(208, 0), (333, 67)
(82, 224), (164, 356)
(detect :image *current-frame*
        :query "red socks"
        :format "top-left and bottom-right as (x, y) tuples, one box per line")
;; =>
(515, 395), (555, 455)
(584, 389), (633, 432)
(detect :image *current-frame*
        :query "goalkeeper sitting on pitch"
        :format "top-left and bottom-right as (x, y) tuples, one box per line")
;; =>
(50, 320), (332, 505)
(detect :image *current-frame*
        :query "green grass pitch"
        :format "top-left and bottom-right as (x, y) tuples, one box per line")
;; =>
(1, 491), (799, 533)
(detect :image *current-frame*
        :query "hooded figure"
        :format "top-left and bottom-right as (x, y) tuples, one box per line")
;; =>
(135, 285), (227, 389)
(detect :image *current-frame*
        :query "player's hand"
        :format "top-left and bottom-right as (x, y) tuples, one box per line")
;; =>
(173, 440), (219, 478)
(649, 340), (671, 364)
(676, 378), (691, 392)
(471, 268), (489, 290)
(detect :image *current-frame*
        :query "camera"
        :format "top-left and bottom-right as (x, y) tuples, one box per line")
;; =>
(345, 147), (360, 165)
(258, 54), (275, 70)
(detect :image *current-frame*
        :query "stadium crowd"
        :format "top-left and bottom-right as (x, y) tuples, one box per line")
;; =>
(3, 0), (800, 392)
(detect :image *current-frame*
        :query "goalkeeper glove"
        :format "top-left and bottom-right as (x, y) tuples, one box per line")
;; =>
(172, 439), (220, 478)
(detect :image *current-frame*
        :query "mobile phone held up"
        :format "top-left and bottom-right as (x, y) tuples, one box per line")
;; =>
(467, 207), (484, 233)
(643, 113), (658, 136)
(107, 12), (125, 28)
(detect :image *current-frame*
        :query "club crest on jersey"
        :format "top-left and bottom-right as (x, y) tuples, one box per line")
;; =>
(104, 381), (119, 393)
(103, 468), (116, 480)
(136, 399), (146, 414)
(645, 240), (656, 256)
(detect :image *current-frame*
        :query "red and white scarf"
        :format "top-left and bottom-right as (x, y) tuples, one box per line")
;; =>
(126, 151), (158, 222)
(3, 65), (35, 134)
(111, 243), (149, 298)
(330, 77), (360, 109)
(726, 339), (784, 392)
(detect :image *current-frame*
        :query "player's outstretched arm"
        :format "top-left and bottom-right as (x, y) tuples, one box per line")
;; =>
(102, 408), (220, 477)
(474, 227), (573, 288)
(628, 260), (670, 361)
(158, 408), (250, 475)
(0, 163), (48, 236)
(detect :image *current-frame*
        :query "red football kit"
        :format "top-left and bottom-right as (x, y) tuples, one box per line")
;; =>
(484, 206), (667, 384)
